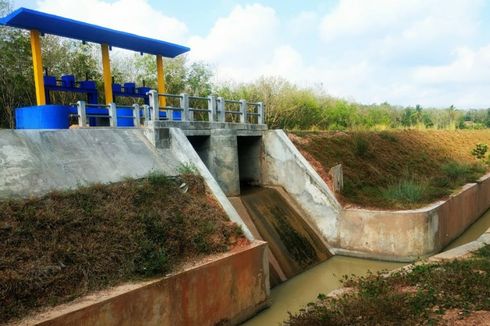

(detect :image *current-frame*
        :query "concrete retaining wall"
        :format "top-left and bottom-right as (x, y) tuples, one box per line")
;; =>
(16, 241), (270, 326)
(261, 129), (341, 241)
(333, 174), (490, 261)
(0, 129), (181, 199)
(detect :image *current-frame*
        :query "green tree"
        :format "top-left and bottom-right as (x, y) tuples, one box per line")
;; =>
(0, 0), (35, 127)
(132, 54), (212, 96)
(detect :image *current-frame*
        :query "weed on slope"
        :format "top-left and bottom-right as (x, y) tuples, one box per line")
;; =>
(0, 174), (244, 323)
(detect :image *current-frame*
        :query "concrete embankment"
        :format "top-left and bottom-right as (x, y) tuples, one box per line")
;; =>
(1, 127), (273, 325)
(3, 126), (488, 263)
(15, 241), (269, 326)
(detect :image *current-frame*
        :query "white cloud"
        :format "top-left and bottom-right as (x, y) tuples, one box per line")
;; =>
(319, 0), (482, 43)
(36, 0), (188, 44)
(312, 0), (489, 107)
(34, 0), (490, 108)
(188, 4), (280, 81)
(289, 11), (319, 37)
(414, 46), (490, 84)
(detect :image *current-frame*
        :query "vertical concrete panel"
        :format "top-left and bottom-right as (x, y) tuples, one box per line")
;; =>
(30, 242), (269, 326)
(477, 175), (490, 216)
(338, 209), (433, 259)
(208, 129), (240, 196)
(437, 183), (481, 248)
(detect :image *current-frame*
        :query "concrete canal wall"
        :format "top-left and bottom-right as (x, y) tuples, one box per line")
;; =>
(15, 241), (269, 326)
(259, 129), (490, 262)
(333, 174), (490, 261)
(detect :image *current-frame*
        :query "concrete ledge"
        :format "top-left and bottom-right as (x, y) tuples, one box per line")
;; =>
(149, 121), (267, 136)
(334, 173), (490, 261)
(429, 227), (490, 262)
(331, 248), (420, 263)
(14, 241), (270, 326)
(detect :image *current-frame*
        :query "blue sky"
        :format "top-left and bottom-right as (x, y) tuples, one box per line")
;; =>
(10, 0), (490, 108)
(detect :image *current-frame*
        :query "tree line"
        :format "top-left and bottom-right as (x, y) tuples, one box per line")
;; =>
(1, 0), (489, 130)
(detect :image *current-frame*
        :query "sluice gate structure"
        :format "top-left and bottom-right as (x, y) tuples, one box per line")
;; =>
(3, 7), (490, 326)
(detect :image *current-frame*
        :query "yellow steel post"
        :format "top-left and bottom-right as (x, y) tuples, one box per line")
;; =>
(30, 30), (46, 105)
(156, 54), (166, 108)
(101, 44), (113, 104)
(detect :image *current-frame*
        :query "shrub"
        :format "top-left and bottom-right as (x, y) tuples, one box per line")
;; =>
(354, 136), (370, 157)
(177, 162), (197, 174)
(471, 143), (488, 160)
(381, 179), (427, 204)
(441, 161), (484, 186)
(378, 131), (398, 142)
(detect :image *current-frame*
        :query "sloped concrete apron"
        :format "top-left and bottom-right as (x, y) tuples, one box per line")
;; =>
(261, 130), (341, 243)
(429, 226), (490, 262)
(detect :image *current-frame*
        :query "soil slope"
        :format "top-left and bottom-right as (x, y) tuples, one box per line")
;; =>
(0, 174), (245, 324)
(289, 130), (490, 208)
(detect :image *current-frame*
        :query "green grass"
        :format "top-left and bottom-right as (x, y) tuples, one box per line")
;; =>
(439, 161), (485, 187)
(381, 179), (428, 205)
(285, 244), (490, 326)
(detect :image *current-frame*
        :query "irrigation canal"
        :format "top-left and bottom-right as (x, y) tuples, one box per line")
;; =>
(244, 209), (490, 325)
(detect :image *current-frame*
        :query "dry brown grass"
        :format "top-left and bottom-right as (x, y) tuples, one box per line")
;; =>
(289, 130), (490, 208)
(0, 174), (245, 324)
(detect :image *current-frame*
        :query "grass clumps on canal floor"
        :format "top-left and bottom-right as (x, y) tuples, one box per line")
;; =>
(285, 244), (490, 326)
(289, 130), (490, 209)
(0, 173), (245, 323)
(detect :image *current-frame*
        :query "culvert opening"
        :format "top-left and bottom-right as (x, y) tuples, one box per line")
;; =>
(187, 135), (211, 169)
(237, 136), (262, 189)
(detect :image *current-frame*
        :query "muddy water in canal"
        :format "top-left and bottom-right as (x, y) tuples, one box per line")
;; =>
(244, 208), (490, 325)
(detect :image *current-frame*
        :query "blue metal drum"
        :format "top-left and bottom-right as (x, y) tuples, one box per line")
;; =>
(15, 105), (70, 129)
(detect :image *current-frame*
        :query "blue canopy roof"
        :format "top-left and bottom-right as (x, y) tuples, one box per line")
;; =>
(0, 7), (190, 58)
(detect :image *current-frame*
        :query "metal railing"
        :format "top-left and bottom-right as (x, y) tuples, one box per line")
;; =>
(74, 90), (264, 128)
(148, 90), (265, 124)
